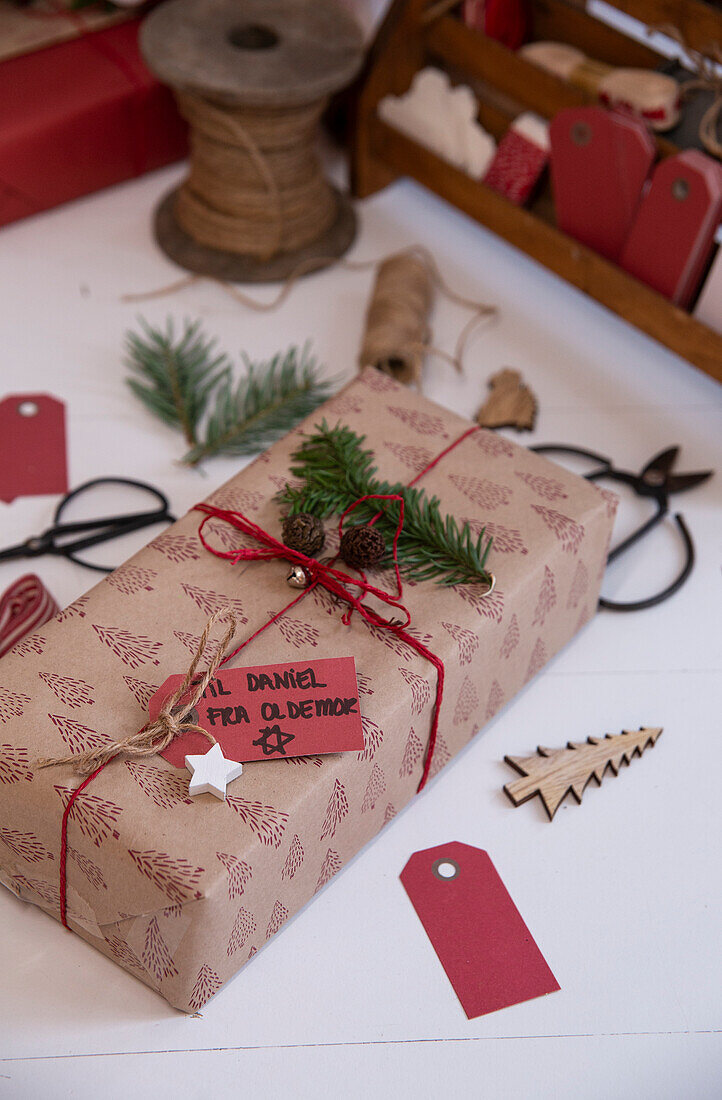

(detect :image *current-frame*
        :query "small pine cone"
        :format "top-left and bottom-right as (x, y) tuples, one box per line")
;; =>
(282, 513), (325, 556)
(340, 525), (386, 570)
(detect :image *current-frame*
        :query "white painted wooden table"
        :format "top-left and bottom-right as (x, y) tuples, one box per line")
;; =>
(0, 150), (720, 1099)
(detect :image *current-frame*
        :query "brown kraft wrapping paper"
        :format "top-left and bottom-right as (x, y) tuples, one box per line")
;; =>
(0, 368), (616, 1012)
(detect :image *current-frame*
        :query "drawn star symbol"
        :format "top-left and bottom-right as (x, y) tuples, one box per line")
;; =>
(253, 724), (296, 756)
(185, 742), (243, 800)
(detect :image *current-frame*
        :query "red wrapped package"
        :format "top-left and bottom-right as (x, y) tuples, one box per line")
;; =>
(0, 18), (187, 228)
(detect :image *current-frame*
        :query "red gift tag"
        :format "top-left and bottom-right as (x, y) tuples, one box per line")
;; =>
(620, 150), (722, 307)
(550, 106), (655, 261)
(400, 842), (559, 1018)
(0, 394), (68, 503)
(152, 656), (365, 767)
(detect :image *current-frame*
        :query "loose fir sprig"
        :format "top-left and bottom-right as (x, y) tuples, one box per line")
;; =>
(125, 319), (333, 466)
(277, 422), (494, 587)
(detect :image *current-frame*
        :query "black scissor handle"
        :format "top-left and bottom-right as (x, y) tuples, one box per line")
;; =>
(599, 514), (694, 612)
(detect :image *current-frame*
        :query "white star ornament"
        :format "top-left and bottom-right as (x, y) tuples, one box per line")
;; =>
(185, 742), (243, 800)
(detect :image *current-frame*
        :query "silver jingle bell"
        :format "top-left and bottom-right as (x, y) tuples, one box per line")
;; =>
(286, 564), (310, 589)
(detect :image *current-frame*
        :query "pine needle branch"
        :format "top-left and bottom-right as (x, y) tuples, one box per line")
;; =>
(277, 422), (494, 587)
(125, 319), (230, 445)
(182, 344), (334, 466)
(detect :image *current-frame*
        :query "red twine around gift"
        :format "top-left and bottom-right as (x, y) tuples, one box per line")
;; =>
(56, 424), (486, 928)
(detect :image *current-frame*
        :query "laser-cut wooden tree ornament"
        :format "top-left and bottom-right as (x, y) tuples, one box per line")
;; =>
(503, 727), (663, 821)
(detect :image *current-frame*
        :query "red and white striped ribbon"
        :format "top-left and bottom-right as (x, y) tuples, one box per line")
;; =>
(0, 573), (59, 657)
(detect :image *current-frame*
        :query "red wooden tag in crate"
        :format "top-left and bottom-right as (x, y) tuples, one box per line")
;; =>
(620, 150), (722, 307)
(550, 106), (655, 261)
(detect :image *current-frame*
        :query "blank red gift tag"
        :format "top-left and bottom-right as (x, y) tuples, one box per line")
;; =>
(400, 842), (559, 1018)
(550, 106), (654, 261)
(0, 393), (68, 503)
(620, 150), (722, 307)
(152, 656), (365, 767)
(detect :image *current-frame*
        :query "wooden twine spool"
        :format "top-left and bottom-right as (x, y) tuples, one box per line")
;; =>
(141, 0), (364, 282)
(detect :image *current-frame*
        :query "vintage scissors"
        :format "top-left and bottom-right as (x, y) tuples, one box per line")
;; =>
(531, 445), (712, 611)
(0, 477), (175, 573)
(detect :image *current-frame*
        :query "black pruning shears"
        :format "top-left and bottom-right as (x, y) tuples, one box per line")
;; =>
(0, 477), (175, 573)
(532, 445), (713, 612)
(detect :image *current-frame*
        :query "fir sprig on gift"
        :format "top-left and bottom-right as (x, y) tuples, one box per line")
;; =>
(277, 422), (494, 587)
(182, 346), (334, 466)
(125, 320), (333, 466)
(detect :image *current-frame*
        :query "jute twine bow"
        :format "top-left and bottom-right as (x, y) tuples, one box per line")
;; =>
(40, 611), (236, 776)
(655, 24), (722, 159)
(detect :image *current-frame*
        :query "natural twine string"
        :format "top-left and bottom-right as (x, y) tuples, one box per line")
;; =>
(123, 245), (497, 380)
(173, 89), (336, 261)
(40, 611), (236, 776)
(653, 24), (722, 158)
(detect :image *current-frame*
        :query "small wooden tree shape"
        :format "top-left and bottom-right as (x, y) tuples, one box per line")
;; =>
(503, 727), (663, 821)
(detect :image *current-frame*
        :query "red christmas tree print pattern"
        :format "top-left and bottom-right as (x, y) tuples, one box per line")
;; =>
(189, 964), (222, 1011)
(12, 634), (46, 657)
(0, 744), (32, 784)
(128, 849), (204, 903)
(228, 907), (256, 956)
(398, 667), (431, 714)
(524, 637), (547, 682)
(123, 675), (159, 709)
(216, 852), (252, 898)
(283, 755), (323, 768)
(266, 899), (288, 939)
(181, 583), (248, 625)
(0, 828), (53, 864)
(54, 594), (89, 622)
(454, 677), (479, 726)
(473, 431), (515, 458)
(567, 560), (589, 609)
(428, 734), (451, 779)
(68, 846), (106, 891)
(320, 779), (349, 840)
(399, 728), (423, 777)
(365, 621), (434, 662)
(207, 486), (264, 514)
(275, 615), (319, 649)
(532, 566), (557, 627)
(383, 441), (434, 473)
(531, 506), (584, 553)
(48, 714), (110, 756)
(143, 916), (178, 981)
(38, 673), (94, 709)
(104, 934), (145, 973)
(325, 393), (364, 416)
(125, 761), (193, 809)
(454, 584), (504, 623)
(174, 630), (222, 664)
(12, 873), (60, 913)
(226, 797), (288, 849)
(388, 406), (448, 437)
(93, 625), (162, 669)
(593, 484), (619, 519)
(356, 673), (374, 696)
(485, 680), (504, 720)
(150, 531), (201, 563)
(383, 804), (396, 825)
(0, 686), (30, 723)
(360, 368), (399, 393)
(441, 621), (479, 666)
(315, 849), (342, 892)
(106, 566), (158, 596)
(449, 474), (513, 510)
(54, 786), (122, 846)
(476, 520), (528, 556)
(281, 834), (304, 880)
(361, 764), (386, 812)
(514, 471), (568, 502)
(357, 716), (384, 762)
(499, 614), (520, 659)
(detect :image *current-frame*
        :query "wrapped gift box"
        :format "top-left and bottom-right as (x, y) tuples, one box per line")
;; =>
(0, 18), (187, 229)
(0, 369), (615, 1012)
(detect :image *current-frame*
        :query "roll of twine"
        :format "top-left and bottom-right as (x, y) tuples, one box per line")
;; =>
(173, 89), (337, 262)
